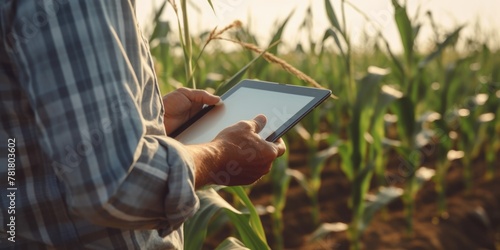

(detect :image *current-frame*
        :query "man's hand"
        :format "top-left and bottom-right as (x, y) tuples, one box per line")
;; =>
(163, 88), (221, 135)
(186, 115), (287, 188)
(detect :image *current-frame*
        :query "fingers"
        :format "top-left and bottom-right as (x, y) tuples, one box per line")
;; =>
(250, 115), (267, 133)
(249, 116), (286, 158)
(177, 87), (221, 105)
(272, 138), (287, 157)
(249, 116), (285, 157)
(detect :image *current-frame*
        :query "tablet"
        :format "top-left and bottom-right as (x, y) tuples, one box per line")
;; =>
(170, 79), (332, 144)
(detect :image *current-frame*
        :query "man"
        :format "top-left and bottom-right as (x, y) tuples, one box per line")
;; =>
(0, 1), (285, 249)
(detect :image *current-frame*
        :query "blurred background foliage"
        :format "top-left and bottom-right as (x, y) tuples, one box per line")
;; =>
(145, 0), (499, 249)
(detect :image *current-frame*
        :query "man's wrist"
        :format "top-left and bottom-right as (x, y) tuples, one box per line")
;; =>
(186, 142), (223, 189)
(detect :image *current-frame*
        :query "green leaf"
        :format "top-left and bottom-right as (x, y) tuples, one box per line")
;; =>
(360, 187), (403, 232)
(392, 96), (416, 146)
(271, 150), (291, 211)
(352, 163), (376, 196)
(368, 85), (401, 181)
(268, 10), (295, 55)
(354, 68), (389, 113)
(338, 141), (354, 180)
(419, 26), (464, 69)
(350, 68), (388, 173)
(214, 49), (267, 95)
(322, 28), (346, 59)
(148, 0), (168, 41)
(438, 63), (458, 114)
(184, 189), (241, 250)
(308, 222), (348, 242)
(286, 169), (311, 194)
(252, 11), (294, 76)
(170, 2), (190, 84)
(325, 0), (342, 32)
(392, 0), (414, 64)
(351, 162), (375, 228)
(383, 38), (405, 78)
(311, 145), (339, 177)
(369, 85), (402, 131)
(269, 150), (290, 250)
(154, 1), (168, 21)
(225, 186), (267, 243)
(215, 237), (250, 250)
(225, 212), (269, 250)
(184, 188), (269, 250)
(149, 20), (170, 44)
(205, 0), (215, 14)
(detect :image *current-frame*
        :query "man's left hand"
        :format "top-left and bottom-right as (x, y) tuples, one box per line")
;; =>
(163, 88), (221, 135)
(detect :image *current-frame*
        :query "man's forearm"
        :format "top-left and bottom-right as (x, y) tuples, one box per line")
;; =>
(185, 142), (224, 189)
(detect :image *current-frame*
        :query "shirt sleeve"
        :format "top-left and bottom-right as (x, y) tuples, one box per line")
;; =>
(3, 1), (198, 233)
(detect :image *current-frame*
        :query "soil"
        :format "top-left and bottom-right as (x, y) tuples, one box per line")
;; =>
(205, 141), (500, 250)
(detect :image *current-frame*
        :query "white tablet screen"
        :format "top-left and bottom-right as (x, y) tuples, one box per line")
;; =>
(174, 87), (315, 144)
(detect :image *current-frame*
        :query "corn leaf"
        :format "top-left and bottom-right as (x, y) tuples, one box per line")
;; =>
(392, 0), (414, 64)
(360, 187), (403, 232)
(419, 26), (464, 69)
(224, 211), (269, 249)
(369, 85), (401, 181)
(270, 151), (290, 250)
(325, 0), (342, 33)
(184, 188), (241, 250)
(351, 69), (387, 173)
(338, 141), (354, 181)
(271, 149), (291, 212)
(205, 0), (215, 14)
(383, 39), (405, 79)
(313, 145), (339, 173)
(253, 11), (294, 76)
(148, 0), (168, 41)
(308, 222), (348, 242)
(391, 96), (415, 146)
(286, 169), (311, 194)
(184, 188), (269, 250)
(215, 237), (250, 250)
(224, 186), (267, 243)
(268, 10), (295, 55)
(215, 49), (268, 95)
(323, 28), (346, 59)
(369, 85), (400, 131)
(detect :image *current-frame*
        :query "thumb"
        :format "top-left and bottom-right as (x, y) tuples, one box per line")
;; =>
(251, 114), (267, 133)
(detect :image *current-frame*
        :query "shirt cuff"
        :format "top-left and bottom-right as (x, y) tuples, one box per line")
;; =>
(158, 137), (200, 232)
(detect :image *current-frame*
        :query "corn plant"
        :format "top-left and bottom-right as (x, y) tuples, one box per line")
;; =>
(144, 0), (500, 249)
(152, 1), (276, 248)
(321, 1), (411, 248)
(486, 90), (500, 179)
(457, 101), (495, 190)
(490, 105), (500, 179)
(268, 145), (290, 250)
(214, 237), (248, 250)
(341, 68), (404, 250)
(385, 5), (420, 232)
(383, 0), (468, 232)
(288, 108), (338, 227)
(147, 1), (173, 92)
(184, 187), (270, 250)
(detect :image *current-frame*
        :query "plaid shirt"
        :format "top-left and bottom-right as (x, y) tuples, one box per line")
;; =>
(0, 1), (199, 249)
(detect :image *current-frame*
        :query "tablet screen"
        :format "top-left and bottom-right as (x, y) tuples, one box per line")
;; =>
(171, 80), (331, 144)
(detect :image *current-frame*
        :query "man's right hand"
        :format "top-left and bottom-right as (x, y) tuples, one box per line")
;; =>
(186, 115), (286, 188)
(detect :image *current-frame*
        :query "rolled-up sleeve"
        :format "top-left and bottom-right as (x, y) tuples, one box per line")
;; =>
(3, 0), (198, 234)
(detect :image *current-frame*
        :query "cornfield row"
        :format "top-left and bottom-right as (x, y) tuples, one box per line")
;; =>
(146, 0), (500, 249)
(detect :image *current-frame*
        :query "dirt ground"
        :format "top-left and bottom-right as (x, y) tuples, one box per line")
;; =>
(205, 141), (500, 250)
(249, 143), (500, 250)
